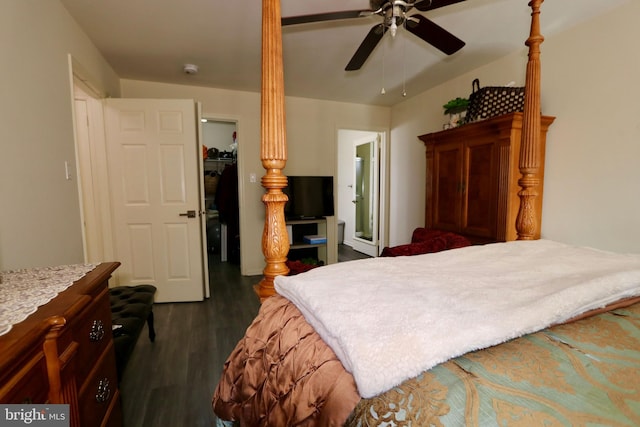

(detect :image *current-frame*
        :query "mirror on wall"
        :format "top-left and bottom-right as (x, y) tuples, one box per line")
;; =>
(354, 146), (372, 241)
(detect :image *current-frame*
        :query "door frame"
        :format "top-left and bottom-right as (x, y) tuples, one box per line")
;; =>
(71, 73), (116, 266)
(351, 134), (380, 256)
(337, 128), (389, 257)
(200, 115), (241, 278)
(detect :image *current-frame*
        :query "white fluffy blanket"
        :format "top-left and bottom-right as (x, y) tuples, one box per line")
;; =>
(274, 240), (640, 398)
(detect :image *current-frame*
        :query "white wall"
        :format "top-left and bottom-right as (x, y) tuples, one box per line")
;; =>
(538, 3), (640, 252)
(121, 79), (390, 274)
(390, 1), (640, 253)
(0, 0), (120, 269)
(202, 120), (236, 153)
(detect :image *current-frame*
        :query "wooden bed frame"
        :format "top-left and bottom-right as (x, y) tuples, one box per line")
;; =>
(255, 0), (545, 301)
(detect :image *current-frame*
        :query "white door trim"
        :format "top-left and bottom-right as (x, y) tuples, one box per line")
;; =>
(72, 77), (115, 265)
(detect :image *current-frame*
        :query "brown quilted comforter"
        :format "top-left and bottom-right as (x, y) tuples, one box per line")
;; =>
(212, 294), (360, 426)
(213, 292), (640, 426)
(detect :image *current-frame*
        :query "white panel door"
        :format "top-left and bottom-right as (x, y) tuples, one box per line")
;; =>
(104, 99), (205, 302)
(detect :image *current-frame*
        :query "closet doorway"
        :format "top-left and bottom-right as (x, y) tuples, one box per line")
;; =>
(201, 119), (239, 267)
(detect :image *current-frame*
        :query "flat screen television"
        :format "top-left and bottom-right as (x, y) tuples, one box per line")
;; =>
(283, 176), (334, 219)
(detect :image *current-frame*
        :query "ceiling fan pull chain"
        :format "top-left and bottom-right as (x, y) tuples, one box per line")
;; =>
(402, 28), (407, 97)
(381, 31), (387, 95)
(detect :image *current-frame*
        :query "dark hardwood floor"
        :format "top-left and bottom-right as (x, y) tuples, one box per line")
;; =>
(338, 243), (372, 262)
(119, 244), (369, 426)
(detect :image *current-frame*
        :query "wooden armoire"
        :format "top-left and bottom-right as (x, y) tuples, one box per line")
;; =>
(419, 112), (555, 243)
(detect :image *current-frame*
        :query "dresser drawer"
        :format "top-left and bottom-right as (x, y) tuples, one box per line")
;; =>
(74, 288), (113, 383)
(78, 342), (120, 427)
(0, 351), (48, 404)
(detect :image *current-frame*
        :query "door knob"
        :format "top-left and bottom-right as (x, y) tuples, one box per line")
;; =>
(179, 210), (197, 218)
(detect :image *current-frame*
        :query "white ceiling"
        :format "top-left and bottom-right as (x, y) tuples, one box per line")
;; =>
(60, 0), (627, 107)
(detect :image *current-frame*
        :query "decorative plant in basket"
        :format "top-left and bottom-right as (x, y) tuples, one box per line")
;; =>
(442, 97), (469, 128)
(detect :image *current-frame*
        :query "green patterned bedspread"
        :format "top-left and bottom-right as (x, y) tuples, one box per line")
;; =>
(347, 302), (640, 426)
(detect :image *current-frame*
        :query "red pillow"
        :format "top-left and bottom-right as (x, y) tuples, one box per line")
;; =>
(381, 229), (471, 257)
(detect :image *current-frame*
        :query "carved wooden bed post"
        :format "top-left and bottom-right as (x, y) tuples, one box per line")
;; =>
(516, 0), (544, 240)
(253, 0), (544, 300)
(255, 0), (290, 301)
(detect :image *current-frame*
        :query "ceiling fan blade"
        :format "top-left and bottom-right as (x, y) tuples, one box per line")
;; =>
(414, 0), (466, 12)
(282, 10), (371, 26)
(406, 14), (465, 55)
(345, 23), (386, 71)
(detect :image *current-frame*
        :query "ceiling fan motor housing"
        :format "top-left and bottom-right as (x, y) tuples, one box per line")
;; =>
(373, 0), (419, 27)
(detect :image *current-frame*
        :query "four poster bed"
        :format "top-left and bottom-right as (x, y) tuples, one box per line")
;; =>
(212, 1), (640, 425)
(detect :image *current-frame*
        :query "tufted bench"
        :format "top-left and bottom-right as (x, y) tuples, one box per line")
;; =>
(109, 285), (157, 379)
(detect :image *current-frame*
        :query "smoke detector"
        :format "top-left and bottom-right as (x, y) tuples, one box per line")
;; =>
(183, 64), (199, 75)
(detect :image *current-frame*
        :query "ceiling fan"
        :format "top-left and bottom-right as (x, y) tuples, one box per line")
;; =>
(282, 0), (466, 71)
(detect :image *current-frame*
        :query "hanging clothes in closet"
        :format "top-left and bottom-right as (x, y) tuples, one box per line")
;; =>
(215, 162), (240, 264)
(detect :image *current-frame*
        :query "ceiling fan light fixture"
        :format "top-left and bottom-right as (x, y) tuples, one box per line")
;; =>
(390, 17), (398, 36)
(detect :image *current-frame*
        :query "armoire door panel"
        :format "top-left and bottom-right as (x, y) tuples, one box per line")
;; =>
(463, 141), (497, 237)
(433, 145), (462, 231)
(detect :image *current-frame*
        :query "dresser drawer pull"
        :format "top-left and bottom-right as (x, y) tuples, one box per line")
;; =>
(95, 378), (111, 403)
(89, 320), (105, 341)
